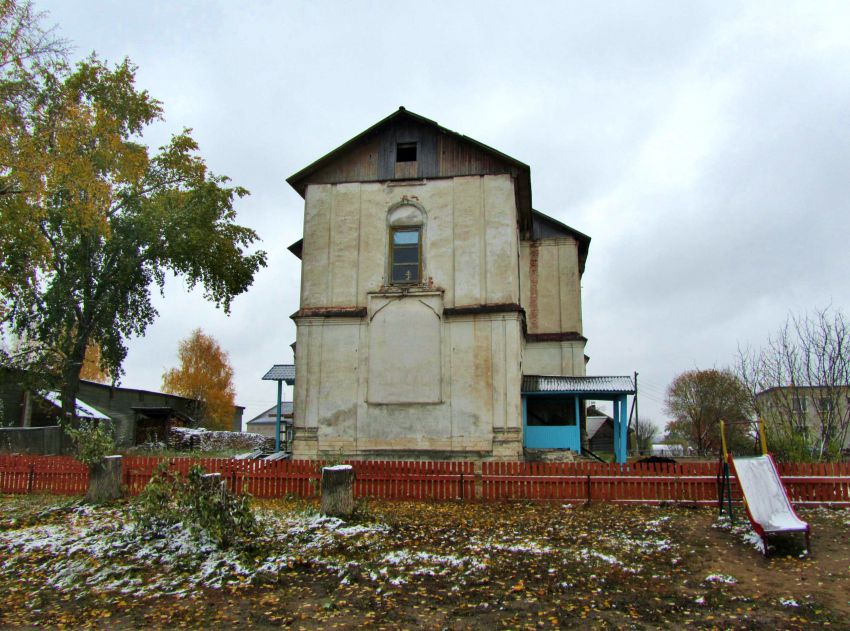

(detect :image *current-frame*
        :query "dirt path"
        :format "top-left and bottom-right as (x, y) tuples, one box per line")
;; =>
(684, 506), (850, 623)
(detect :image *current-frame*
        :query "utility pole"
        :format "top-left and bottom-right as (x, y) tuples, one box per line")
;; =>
(634, 370), (639, 428)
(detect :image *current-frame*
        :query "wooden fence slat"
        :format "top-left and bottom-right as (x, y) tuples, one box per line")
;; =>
(2, 454), (849, 505)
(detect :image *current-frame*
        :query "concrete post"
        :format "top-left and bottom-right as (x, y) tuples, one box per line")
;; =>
(85, 455), (123, 503)
(321, 465), (354, 518)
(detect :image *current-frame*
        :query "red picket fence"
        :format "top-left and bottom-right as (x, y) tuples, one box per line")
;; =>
(0, 455), (89, 495)
(2, 455), (849, 506)
(482, 461), (722, 504)
(353, 460), (474, 501)
(122, 457), (319, 498)
(482, 461), (850, 505)
(777, 462), (850, 506)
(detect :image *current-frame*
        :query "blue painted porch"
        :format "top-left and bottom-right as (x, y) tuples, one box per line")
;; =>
(521, 376), (636, 463)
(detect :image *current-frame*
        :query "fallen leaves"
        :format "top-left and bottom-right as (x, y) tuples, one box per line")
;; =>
(0, 496), (846, 629)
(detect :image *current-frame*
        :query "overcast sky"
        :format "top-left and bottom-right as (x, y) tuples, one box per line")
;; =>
(37, 0), (850, 429)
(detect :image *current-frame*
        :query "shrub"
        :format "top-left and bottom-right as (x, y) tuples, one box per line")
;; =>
(769, 431), (843, 463)
(132, 462), (185, 531)
(132, 463), (259, 551)
(63, 419), (115, 467)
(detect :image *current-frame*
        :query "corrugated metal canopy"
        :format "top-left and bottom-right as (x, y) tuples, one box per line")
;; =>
(262, 364), (296, 384)
(522, 375), (635, 395)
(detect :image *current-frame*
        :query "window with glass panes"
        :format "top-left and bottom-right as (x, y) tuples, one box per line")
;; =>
(390, 227), (421, 284)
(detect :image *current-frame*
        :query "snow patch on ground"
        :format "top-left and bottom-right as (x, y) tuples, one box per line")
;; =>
(375, 549), (486, 583)
(742, 530), (766, 554)
(0, 506), (396, 597)
(713, 514), (766, 554)
(479, 539), (554, 555)
(0, 501), (686, 599)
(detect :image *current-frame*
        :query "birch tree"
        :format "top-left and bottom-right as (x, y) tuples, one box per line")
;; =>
(737, 308), (850, 461)
(0, 6), (266, 419)
(632, 416), (659, 454)
(162, 329), (236, 431)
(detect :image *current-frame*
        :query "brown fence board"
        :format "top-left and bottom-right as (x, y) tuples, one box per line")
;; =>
(2, 455), (849, 506)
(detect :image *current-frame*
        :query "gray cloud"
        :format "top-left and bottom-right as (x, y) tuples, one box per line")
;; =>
(37, 0), (850, 429)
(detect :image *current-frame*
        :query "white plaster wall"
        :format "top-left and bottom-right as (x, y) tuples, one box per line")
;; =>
(293, 174), (529, 458)
(245, 424), (275, 439)
(758, 389), (850, 451)
(298, 175), (520, 310)
(523, 341), (587, 377)
(292, 311), (524, 457)
(519, 239), (583, 335)
(367, 293), (442, 404)
(245, 424), (291, 440)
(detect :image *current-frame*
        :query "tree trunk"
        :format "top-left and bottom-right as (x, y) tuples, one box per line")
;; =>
(321, 465), (355, 518)
(61, 340), (86, 423)
(85, 455), (122, 503)
(21, 390), (32, 427)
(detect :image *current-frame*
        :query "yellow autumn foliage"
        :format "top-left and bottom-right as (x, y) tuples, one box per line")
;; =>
(161, 329), (236, 431)
(79, 343), (109, 384)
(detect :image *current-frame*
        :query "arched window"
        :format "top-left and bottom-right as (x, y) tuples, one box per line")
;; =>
(387, 203), (425, 285)
(390, 227), (420, 283)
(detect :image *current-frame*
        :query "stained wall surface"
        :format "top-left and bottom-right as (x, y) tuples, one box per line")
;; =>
(293, 174), (526, 459)
(299, 175), (520, 310)
(519, 238), (586, 378)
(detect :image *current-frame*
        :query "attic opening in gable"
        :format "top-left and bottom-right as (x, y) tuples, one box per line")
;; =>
(396, 142), (417, 163)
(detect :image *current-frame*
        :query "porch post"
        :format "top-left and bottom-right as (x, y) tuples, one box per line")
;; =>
(617, 396), (628, 464)
(574, 396), (580, 452)
(613, 399), (620, 462)
(275, 380), (283, 453)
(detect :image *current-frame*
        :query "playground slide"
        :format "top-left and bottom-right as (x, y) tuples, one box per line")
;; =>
(730, 455), (810, 550)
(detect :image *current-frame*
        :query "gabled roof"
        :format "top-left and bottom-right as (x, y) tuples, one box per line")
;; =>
(262, 364), (295, 384)
(43, 392), (110, 420)
(247, 402), (294, 424)
(587, 415), (635, 440)
(287, 239), (303, 260)
(531, 210), (591, 274)
(286, 107), (533, 236)
(586, 416), (611, 439)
